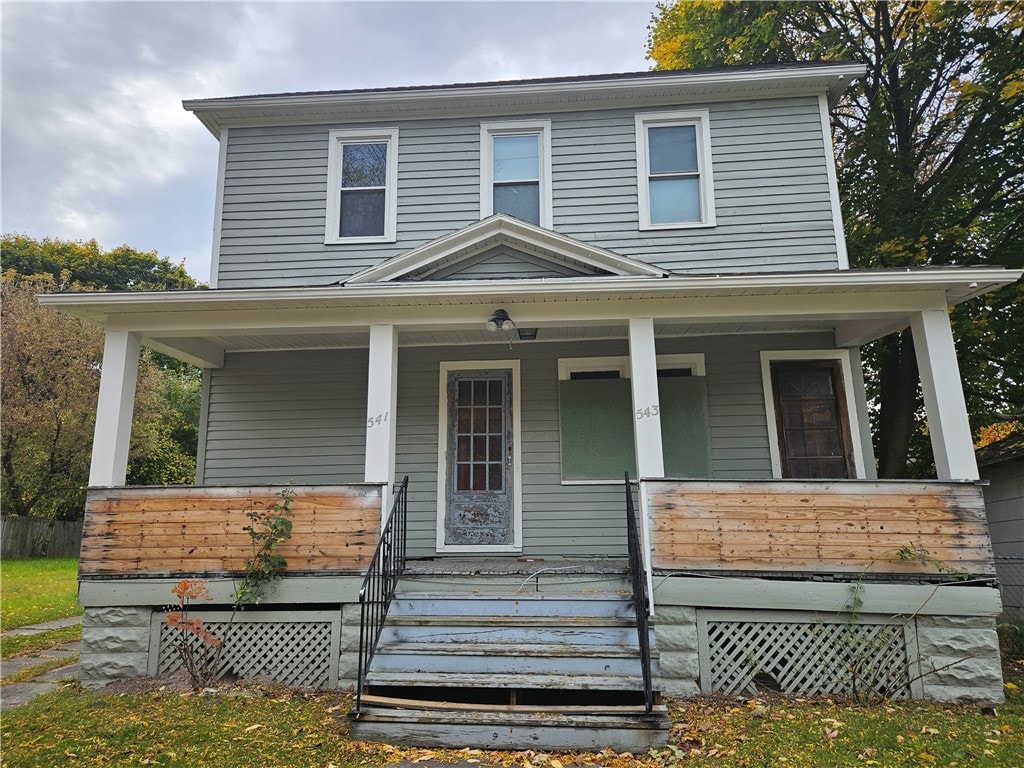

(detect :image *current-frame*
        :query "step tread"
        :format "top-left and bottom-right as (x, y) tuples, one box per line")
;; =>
(357, 692), (666, 716)
(386, 615), (637, 627)
(375, 641), (646, 658)
(365, 670), (650, 690)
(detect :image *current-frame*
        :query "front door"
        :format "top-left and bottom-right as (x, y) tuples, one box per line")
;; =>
(443, 370), (514, 549)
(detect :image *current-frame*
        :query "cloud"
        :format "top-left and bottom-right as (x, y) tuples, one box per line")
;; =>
(2, 1), (655, 282)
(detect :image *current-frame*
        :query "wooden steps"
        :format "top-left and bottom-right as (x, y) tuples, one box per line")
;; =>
(350, 587), (669, 750)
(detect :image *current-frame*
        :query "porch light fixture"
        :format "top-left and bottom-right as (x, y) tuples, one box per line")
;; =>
(486, 308), (516, 332)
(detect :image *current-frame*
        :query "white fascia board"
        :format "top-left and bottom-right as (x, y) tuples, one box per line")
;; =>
(38, 267), (1023, 321)
(183, 64), (867, 136)
(347, 214), (666, 283)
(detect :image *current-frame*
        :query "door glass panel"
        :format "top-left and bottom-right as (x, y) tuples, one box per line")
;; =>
(771, 361), (853, 480)
(451, 376), (508, 493)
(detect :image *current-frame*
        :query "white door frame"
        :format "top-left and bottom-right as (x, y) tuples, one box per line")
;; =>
(436, 360), (523, 553)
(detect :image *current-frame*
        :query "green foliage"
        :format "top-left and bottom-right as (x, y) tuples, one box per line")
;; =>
(1, 233), (198, 291)
(233, 489), (295, 608)
(1, 235), (204, 518)
(648, 1), (1024, 476)
(0, 557), (81, 631)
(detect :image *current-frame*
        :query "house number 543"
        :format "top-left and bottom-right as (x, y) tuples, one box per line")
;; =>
(635, 405), (660, 420)
(367, 412), (389, 428)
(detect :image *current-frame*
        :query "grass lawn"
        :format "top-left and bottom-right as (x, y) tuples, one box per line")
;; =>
(0, 557), (81, 631)
(1, 673), (1021, 768)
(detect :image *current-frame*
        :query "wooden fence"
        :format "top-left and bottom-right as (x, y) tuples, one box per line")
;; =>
(1, 517), (83, 559)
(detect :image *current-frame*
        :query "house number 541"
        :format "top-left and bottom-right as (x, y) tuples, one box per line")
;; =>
(367, 412), (389, 428)
(635, 405), (660, 420)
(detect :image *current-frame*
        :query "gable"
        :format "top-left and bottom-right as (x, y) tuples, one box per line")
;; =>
(401, 244), (607, 281)
(346, 214), (665, 284)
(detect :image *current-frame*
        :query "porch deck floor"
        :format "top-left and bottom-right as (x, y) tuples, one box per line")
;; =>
(403, 557), (628, 576)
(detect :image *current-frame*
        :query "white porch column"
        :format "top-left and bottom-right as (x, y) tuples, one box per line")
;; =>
(364, 324), (399, 516)
(628, 317), (662, 612)
(910, 310), (979, 480)
(89, 330), (141, 487)
(627, 317), (665, 478)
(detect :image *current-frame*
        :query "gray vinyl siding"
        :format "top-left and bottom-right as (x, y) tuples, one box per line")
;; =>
(201, 332), (836, 557)
(216, 96), (838, 288)
(202, 349), (368, 485)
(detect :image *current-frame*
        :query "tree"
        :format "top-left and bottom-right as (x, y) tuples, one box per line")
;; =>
(648, 1), (1024, 476)
(1, 236), (203, 518)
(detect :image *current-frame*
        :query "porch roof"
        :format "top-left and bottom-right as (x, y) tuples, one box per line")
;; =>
(39, 266), (1020, 368)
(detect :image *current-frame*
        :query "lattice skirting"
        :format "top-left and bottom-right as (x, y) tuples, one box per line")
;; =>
(697, 609), (912, 699)
(150, 610), (342, 689)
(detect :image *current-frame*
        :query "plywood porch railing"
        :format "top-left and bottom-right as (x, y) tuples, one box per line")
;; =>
(646, 480), (994, 578)
(80, 484), (382, 576)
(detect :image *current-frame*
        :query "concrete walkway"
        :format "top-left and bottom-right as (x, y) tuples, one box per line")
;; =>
(1, 615), (82, 711)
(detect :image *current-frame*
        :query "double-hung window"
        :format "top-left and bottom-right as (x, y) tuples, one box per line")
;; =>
(480, 121), (552, 228)
(325, 128), (398, 243)
(635, 110), (715, 229)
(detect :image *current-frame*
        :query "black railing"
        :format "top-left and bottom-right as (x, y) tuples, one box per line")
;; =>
(354, 476), (409, 713)
(624, 472), (654, 713)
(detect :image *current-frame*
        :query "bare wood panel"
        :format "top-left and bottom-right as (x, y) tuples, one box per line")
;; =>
(80, 485), (382, 576)
(647, 480), (994, 576)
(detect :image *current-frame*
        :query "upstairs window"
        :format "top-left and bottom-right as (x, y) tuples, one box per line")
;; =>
(635, 110), (715, 229)
(325, 128), (398, 244)
(480, 121), (552, 228)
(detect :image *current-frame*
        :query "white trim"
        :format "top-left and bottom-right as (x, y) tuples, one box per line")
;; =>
(209, 127), (229, 288)
(194, 368), (211, 485)
(628, 319), (665, 478)
(325, 127), (399, 244)
(435, 360), (523, 554)
(759, 349), (867, 479)
(818, 94), (849, 270)
(635, 109), (716, 230)
(183, 63), (866, 136)
(364, 325), (399, 514)
(557, 353), (706, 380)
(89, 330), (141, 487)
(348, 213), (665, 283)
(910, 310), (979, 481)
(40, 268), (1020, 316)
(480, 121), (552, 229)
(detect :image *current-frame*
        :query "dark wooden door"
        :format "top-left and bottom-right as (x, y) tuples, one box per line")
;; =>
(770, 360), (855, 479)
(444, 370), (514, 547)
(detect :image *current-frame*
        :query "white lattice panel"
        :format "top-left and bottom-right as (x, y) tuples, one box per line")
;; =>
(153, 611), (340, 689)
(699, 612), (911, 699)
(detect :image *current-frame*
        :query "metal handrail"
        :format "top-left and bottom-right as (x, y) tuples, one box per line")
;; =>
(624, 472), (654, 713)
(354, 476), (409, 713)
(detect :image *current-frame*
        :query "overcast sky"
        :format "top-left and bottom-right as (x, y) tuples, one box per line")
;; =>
(1, 1), (655, 282)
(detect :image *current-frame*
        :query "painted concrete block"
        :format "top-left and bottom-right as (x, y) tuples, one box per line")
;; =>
(81, 625), (149, 654)
(79, 652), (148, 687)
(658, 650), (699, 680)
(83, 606), (151, 628)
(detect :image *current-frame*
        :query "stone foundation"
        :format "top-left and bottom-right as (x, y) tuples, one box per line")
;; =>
(652, 605), (699, 697)
(80, 606), (153, 688)
(913, 615), (1004, 705)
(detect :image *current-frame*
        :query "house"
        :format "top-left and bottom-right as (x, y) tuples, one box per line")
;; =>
(978, 428), (1024, 621)
(42, 64), (1022, 749)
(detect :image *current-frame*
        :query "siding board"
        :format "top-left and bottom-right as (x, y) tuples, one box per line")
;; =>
(216, 97), (838, 287)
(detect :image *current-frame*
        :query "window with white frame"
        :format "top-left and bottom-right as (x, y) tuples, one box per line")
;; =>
(480, 121), (552, 228)
(635, 110), (715, 229)
(325, 128), (398, 244)
(557, 354), (710, 482)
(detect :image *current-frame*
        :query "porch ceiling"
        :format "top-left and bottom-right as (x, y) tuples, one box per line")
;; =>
(38, 266), (1021, 367)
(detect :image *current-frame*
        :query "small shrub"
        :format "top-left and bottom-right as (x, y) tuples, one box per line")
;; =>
(165, 578), (221, 688)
